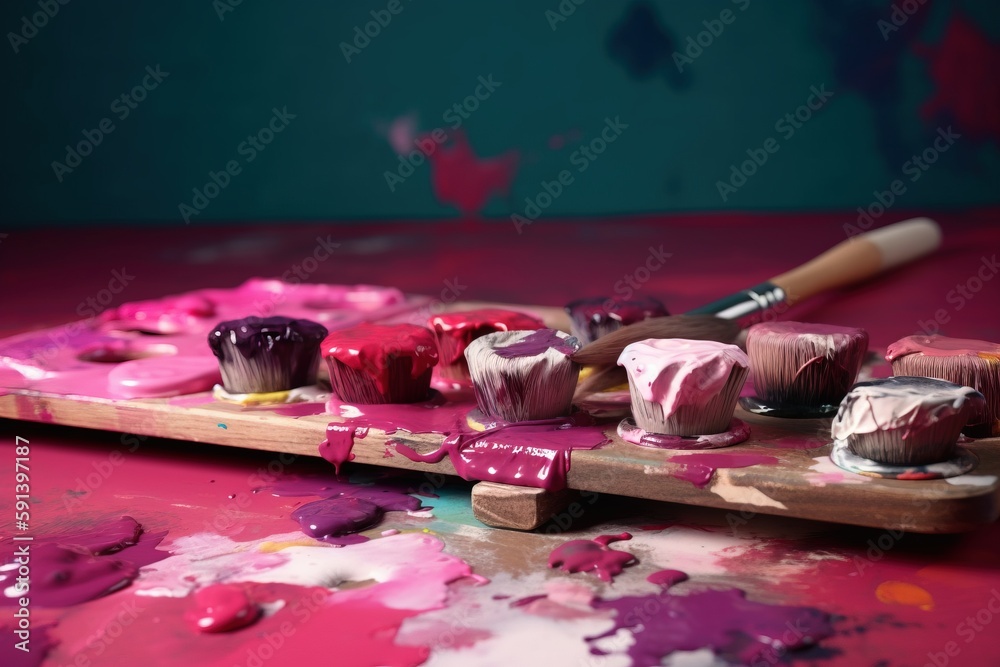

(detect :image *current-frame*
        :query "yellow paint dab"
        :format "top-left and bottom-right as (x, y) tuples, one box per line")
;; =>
(876, 580), (934, 611)
(259, 538), (321, 552)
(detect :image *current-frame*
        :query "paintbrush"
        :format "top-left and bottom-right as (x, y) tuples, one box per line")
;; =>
(887, 334), (1000, 437)
(465, 328), (581, 422)
(830, 377), (984, 477)
(573, 218), (941, 394)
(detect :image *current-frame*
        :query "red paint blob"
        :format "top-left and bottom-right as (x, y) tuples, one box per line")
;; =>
(184, 584), (261, 633)
(548, 532), (637, 582)
(425, 130), (519, 217)
(919, 14), (1000, 143)
(646, 569), (688, 588)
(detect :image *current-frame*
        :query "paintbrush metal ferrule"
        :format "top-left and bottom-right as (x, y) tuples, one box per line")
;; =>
(686, 281), (786, 327)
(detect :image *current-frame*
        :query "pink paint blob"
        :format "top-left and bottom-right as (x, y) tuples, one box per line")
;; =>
(666, 453), (780, 488)
(0, 279), (413, 400)
(184, 584), (261, 633)
(646, 569), (688, 588)
(107, 355), (221, 399)
(548, 532), (636, 582)
(886, 334), (1000, 362)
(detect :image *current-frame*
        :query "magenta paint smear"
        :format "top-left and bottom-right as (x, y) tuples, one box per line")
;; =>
(666, 453), (780, 488)
(319, 423), (362, 473)
(184, 583), (261, 633)
(393, 413), (610, 491)
(589, 588), (833, 666)
(326, 397), (609, 491)
(268, 402), (328, 417)
(0, 517), (168, 608)
(492, 328), (578, 358)
(760, 436), (829, 450)
(272, 475), (423, 545)
(425, 130), (519, 217)
(919, 15), (1000, 144)
(0, 279), (414, 400)
(549, 533), (636, 582)
(646, 569), (688, 588)
(0, 622), (56, 666)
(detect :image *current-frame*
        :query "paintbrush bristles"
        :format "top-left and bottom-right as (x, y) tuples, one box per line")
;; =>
(619, 338), (749, 436)
(746, 323), (868, 406)
(628, 365), (746, 436)
(832, 377), (985, 465)
(218, 351), (318, 394)
(890, 355), (999, 437)
(571, 315), (741, 367)
(327, 357), (432, 404)
(465, 330), (581, 422)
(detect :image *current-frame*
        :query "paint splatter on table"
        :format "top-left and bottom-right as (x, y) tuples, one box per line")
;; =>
(3, 422), (1000, 666)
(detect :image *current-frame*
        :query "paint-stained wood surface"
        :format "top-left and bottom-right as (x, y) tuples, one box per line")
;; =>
(3, 389), (998, 534)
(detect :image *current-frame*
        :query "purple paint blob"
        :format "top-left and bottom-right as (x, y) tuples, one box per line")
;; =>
(0, 622), (56, 666)
(276, 476), (423, 545)
(185, 583), (261, 633)
(492, 329), (579, 358)
(0, 519), (168, 608)
(548, 533), (637, 582)
(589, 588), (833, 666)
(646, 569), (688, 588)
(666, 453), (780, 488)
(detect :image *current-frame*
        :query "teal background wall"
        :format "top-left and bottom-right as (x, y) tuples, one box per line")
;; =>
(2, 0), (998, 225)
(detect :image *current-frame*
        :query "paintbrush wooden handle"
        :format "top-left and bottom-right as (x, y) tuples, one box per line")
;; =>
(769, 217), (941, 305)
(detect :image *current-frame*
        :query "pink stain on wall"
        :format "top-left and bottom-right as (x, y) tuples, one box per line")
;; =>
(425, 131), (519, 218)
(918, 14), (1000, 143)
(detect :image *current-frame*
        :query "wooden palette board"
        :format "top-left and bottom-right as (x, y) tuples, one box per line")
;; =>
(1, 302), (998, 534)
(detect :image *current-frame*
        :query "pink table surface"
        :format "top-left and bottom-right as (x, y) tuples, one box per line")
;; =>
(2, 212), (1000, 666)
